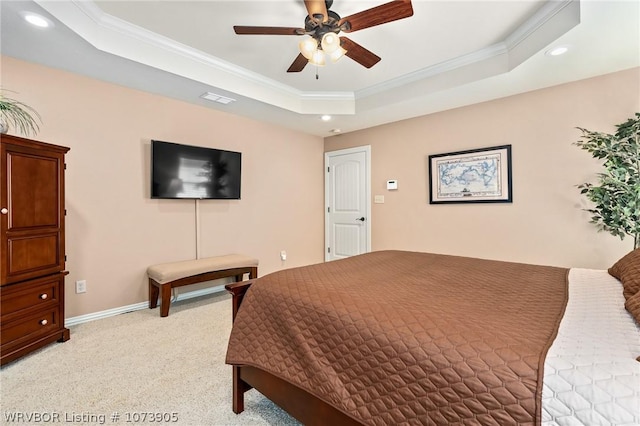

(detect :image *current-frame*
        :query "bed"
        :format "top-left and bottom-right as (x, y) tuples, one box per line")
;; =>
(225, 249), (640, 425)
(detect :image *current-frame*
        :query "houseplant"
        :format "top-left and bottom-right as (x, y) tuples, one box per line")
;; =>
(575, 112), (640, 249)
(0, 90), (41, 137)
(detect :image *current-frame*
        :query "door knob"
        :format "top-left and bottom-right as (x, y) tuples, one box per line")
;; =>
(0, 208), (7, 215)
(356, 217), (366, 222)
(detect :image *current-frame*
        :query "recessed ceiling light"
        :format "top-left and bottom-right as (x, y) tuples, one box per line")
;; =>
(545, 45), (570, 56)
(22, 13), (52, 28)
(330, 129), (342, 134)
(321, 115), (332, 121)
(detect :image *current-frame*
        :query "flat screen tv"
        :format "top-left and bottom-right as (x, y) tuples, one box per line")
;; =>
(151, 140), (241, 199)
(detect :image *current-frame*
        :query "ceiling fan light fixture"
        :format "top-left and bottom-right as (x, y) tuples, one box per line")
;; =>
(320, 32), (340, 53)
(236, 0), (415, 73)
(299, 37), (318, 60)
(309, 49), (326, 66)
(328, 46), (347, 63)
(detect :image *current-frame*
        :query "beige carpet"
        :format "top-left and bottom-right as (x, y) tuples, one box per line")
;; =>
(0, 293), (300, 425)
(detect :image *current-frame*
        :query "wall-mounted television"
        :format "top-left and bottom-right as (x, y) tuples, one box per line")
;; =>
(151, 140), (241, 199)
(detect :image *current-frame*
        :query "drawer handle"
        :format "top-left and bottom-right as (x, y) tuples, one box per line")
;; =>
(40, 293), (48, 300)
(40, 319), (48, 326)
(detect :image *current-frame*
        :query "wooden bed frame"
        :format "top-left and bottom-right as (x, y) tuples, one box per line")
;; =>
(225, 281), (362, 426)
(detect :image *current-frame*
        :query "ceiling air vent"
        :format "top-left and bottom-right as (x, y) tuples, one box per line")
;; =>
(200, 92), (236, 105)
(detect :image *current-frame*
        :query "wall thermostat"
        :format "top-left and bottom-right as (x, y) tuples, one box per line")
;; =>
(387, 180), (398, 190)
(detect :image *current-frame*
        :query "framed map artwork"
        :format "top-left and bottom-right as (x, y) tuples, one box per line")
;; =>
(428, 145), (512, 204)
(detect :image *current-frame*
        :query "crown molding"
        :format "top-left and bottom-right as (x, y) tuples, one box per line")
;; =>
(357, 0), (579, 100)
(36, 0), (355, 114)
(505, 0), (578, 50)
(36, 0), (579, 117)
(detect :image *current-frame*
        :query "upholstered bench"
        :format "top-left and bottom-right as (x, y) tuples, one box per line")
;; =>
(147, 254), (258, 317)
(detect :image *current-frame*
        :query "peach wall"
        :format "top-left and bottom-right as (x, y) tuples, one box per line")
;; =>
(325, 67), (640, 269)
(2, 55), (638, 319)
(1, 56), (325, 317)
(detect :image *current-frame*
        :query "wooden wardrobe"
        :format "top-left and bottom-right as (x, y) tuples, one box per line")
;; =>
(1, 134), (70, 365)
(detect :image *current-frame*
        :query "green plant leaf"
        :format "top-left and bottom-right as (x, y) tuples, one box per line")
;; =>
(0, 89), (41, 137)
(575, 113), (640, 249)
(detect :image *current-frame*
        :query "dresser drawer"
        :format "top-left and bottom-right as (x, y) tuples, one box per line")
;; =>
(0, 276), (60, 317)
(1, 307), (61, 346)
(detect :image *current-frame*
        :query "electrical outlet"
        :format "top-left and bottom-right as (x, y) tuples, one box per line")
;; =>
(76, 280), (87, 294)
(280, 250), (287, 261)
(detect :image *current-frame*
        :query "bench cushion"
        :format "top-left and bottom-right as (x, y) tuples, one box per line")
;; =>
(147, 254), (259, 284)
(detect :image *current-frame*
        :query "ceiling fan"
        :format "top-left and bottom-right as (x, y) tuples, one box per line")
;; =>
(233, 0), (414, 73)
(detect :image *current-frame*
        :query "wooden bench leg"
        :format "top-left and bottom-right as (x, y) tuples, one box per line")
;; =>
(149, 279), (159, 310)
(150, 265), (258, 318)
(235, 266), (257, 282)
(160, 284), (172, 317)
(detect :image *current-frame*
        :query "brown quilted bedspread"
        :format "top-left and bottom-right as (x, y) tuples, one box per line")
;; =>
(226, 250), (568, 425)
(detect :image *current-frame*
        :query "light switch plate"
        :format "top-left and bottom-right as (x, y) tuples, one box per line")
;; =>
(374, 195), (385, 203)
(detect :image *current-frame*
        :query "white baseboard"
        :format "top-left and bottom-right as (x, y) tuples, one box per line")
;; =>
(64, 284), (227, 327)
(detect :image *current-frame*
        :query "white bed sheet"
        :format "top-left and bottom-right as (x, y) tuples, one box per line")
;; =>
(542, 268), (640, 426)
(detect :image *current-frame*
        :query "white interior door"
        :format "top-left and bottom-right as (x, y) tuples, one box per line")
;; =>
(325, 146), (371, 261)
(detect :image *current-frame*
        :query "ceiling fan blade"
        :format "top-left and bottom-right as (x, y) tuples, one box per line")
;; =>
(304, 0), (329, 23)
(340, 37), (381, 68)
(234, 26), (304, 35)
(339, 0), (413, 33)
(287, 53), (309, 72)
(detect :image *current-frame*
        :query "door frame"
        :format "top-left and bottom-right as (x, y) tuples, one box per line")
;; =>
(324, 145), (372, 261)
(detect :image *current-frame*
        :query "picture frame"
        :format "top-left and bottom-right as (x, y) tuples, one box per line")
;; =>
(428, 144), (512, 204)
